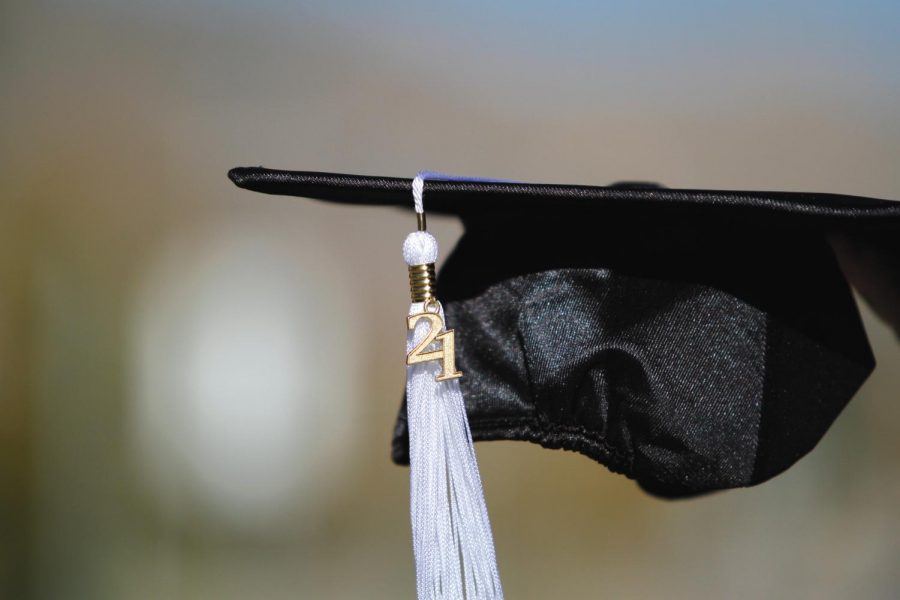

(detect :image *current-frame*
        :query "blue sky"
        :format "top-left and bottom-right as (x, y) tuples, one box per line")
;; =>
(87, 0), (900, 112)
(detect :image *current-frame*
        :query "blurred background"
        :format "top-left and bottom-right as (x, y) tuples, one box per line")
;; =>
(2, 1), (900, 598)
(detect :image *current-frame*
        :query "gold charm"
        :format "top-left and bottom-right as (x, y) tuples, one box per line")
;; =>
(406, 311), (463, 382)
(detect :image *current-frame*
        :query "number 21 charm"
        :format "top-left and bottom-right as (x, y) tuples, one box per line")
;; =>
(406, 311), (463, 382)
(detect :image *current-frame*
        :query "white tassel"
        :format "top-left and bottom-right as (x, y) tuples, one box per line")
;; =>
(403, 229), (504, 599)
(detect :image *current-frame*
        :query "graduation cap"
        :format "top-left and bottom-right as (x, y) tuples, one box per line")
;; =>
(229, 167), (900, 501)
(230, 167), (900, 597)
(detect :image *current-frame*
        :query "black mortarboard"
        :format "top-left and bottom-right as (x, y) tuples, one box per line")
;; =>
(229, 167), (900, 498)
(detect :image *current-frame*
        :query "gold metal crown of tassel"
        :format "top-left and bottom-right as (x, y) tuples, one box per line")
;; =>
(405, 212), (463, 383)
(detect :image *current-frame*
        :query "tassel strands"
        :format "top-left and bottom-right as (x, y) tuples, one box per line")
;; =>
(403, 173), (503, 599)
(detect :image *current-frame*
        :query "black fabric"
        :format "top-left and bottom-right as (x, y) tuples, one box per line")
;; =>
(228, 167), (900, 228)
(390, 218), (874, 497)
(228, 168), (895, 498)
